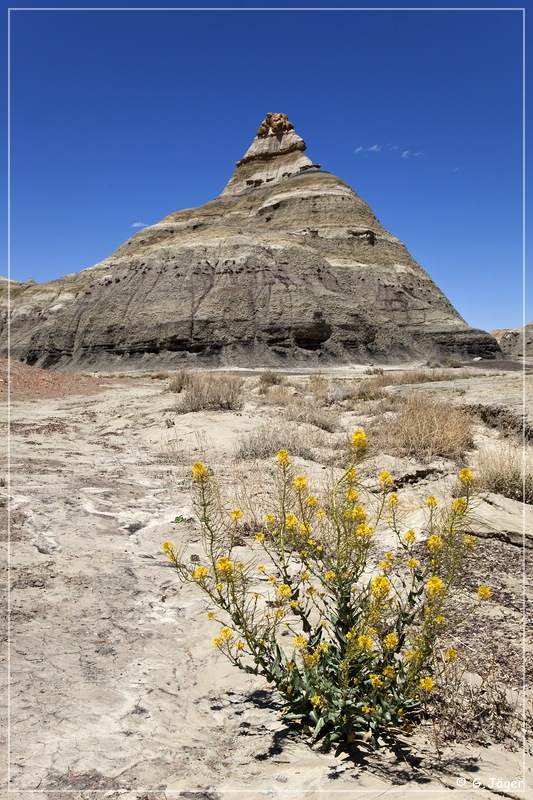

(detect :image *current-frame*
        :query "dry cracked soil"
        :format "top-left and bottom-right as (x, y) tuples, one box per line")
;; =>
(2, 360), (532, 800)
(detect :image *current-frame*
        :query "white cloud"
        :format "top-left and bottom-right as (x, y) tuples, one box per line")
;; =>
(131, 221), (146, 228)
(354, 144), (423, 159)
(452, 166), (461, 173)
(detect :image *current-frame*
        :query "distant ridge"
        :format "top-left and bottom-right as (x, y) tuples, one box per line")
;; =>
(0, 112), (500, 369)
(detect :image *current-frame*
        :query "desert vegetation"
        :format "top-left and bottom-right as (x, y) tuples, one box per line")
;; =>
(164, 436), (497, 753)
(158, 365), (530, 758)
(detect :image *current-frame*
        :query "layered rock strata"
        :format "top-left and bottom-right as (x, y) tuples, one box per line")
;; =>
(0, 113), (500, 369)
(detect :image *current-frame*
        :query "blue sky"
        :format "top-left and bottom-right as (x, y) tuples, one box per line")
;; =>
(3, 2), (527, 332)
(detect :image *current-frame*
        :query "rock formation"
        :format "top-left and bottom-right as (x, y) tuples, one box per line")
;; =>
(490, 323), (533, 360)
(0, 114), (500, 369)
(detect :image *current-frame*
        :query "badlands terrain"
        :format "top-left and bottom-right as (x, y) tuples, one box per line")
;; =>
(2, 358), (532, 799)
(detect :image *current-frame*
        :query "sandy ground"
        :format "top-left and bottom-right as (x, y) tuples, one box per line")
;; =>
(2, 362), (532, 799)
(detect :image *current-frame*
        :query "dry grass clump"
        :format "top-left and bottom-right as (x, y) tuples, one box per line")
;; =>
(167, 369), (192, 394)
(174, 372), (244, 413)
(356, 368), (477, 400)
(235, 420), (320, 461)
(258, 370), (285, 393)
(371, 391), (474, 459)
(285, 400), (338, 433)
(429, 653), (525, 747)
(473, 439), (533, 504)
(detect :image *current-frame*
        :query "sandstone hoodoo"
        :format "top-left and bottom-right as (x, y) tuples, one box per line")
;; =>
(1, 113), (500, 369)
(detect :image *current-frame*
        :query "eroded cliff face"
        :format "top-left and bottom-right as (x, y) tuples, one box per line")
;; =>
(1, 113), (500, 369)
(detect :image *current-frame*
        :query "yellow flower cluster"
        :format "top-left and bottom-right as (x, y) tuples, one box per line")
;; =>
(371, 576), (391, 599)
(192, 462), (209, 480)
(310, 695), (323, 707)
(445, 647), (458, 661)
(426, 576), (444, 597)
(231, 508), (243, 522)
(477, 585), (491, 601)
(426, 495), (438, 508)
(351, 429), (367, 450)
(379, 471), (395, 491)
(356, 523), (374, 539)
(324, 570), (336, 582)
(293, 635), (307, 648)
(382, 665), (396, 679)
(212, 627), (234, 648)
(451, 497), (467, 514)
(403, 529), (416, 544)
(285, 513), (298, 530)
(459, 468), (474, 487)
(216, 557), (235, 576)
(357, 634), (373, 652)
(346, 505), (367, 522)
(383, 632), (399, 649)
(162, 541), (174, 554)
(419, 676), (435, 692)
(407, 558), (419, 570)
(345, 487), (359, 503)
(255, 532), (265, 543)
(463, 534), (476, 548)
(294, 476), (307, 491)
(191, 565), (208, 580)
(427, 535), (443, 552)
(265, 513), (276, 526)
(370, 673), (383, 688)
(277, 450), (290, 466)
(387, 494), (399, 509)
(277, 584), (292, 600)
(346, 468), (358, 484)
(306, 495), (318, 507)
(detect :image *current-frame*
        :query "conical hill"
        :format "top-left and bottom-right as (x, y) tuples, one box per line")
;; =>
(1, 113), (499, 369)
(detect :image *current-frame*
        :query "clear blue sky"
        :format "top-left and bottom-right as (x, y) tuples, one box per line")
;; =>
(3, 2), (527, 332)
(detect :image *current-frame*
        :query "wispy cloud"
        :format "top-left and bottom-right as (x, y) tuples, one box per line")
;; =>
(452, 166), (461, 173)
(354, 144), (424, 159)
(402, 150), (424, 159)
(130, 221), (146, 228)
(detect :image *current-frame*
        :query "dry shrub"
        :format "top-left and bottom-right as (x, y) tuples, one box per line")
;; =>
(428, 649), (527, 748)
(167, 369), (192, 394)
(258, 371), (284, 393)
(175, 372), (244, 413)
(356, 368), (479, 400)
(374, 391), (474, 459)
(261, 383), (299, 407)
(285, 400), (338, 433)
(235, 420), (321, 461)
(473, 439), (533, 504)
(152, 371), (170, 380)
(307, 372), (330, 405)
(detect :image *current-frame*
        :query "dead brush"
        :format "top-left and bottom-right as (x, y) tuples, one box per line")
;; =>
(427, 647), (527, 751)
(234, 419), (321, 461)
(258, 370), (285, 394)
(174, 372), (244, 413)
(370, 391), (474, 459)
(354, 368), (479, 403)
(285, 399), (338, 433)
(472, 439), (533, 504)
(167, 369), (192, 394)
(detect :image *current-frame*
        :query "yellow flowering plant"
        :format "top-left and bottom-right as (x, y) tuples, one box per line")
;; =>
(164, 437), (491, 753)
